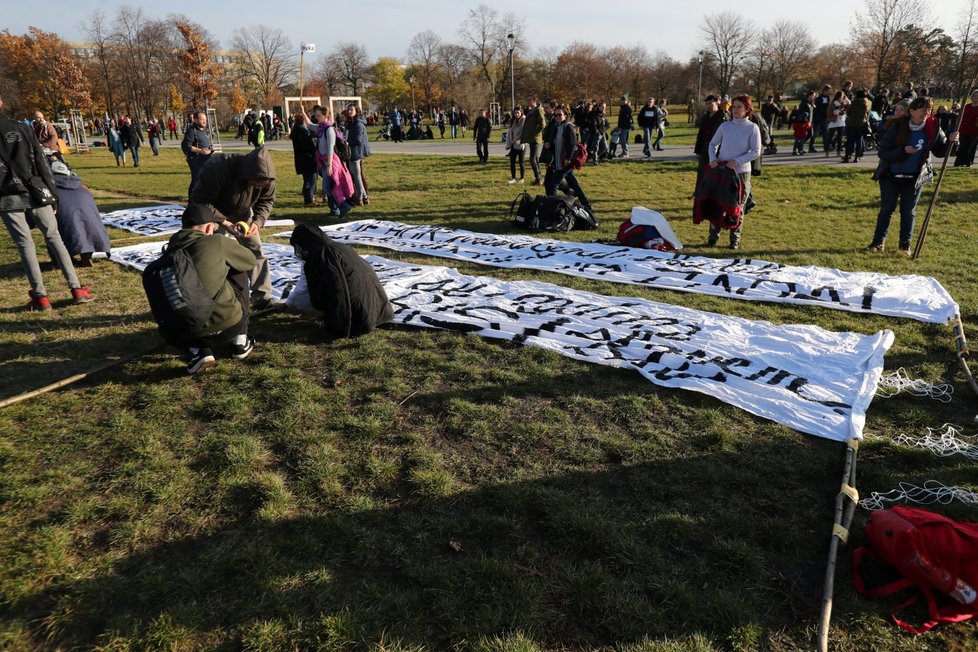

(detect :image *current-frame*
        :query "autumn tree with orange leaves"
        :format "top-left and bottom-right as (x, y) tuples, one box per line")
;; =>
(176, 21), (221, 111)
(0, 27), (91, 118)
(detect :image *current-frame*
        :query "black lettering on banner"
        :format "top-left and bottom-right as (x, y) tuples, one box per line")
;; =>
(810, 286), (844, 305)
(862, 286), (876, 311)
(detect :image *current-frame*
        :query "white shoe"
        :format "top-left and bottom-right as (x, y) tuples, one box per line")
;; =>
(518, 179), (524, 184)
(508, 178), (517, 184)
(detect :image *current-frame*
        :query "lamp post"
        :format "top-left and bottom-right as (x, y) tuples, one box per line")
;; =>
(409, 76), (416, 112)
(697, 50), (705, 102)
(507, 33), (516, 113)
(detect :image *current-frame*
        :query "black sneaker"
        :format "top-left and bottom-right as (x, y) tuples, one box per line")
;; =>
(187, 348), (216, 374)
(231, 337), (256, 360)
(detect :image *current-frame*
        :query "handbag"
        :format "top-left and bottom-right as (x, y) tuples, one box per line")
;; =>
(26, 176), (57, 207)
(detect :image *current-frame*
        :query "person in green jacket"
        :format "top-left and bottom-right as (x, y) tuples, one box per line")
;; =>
(165, 204), (258, 373)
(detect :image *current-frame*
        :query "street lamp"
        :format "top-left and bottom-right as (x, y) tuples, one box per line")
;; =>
(409, 76), (416, 112)
(697, 50), (705, 103)
(507, 33), (516, 113)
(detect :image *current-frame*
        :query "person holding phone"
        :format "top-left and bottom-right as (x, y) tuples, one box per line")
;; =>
(867, 96), (958, 255)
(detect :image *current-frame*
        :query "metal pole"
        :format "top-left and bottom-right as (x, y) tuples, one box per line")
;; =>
(510, 48), (515, 112)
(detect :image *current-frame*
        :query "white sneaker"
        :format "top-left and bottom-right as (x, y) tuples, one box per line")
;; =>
(508, 178), (517, 184)
(518, 179), (524, 184)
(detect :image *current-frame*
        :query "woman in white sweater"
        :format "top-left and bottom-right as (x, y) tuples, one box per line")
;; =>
(707, 94), (761, 249)
(505, 107), (526, 183)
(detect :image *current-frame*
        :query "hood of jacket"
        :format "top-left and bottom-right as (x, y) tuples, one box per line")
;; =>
(289, 223), (331, 262)
(237, 145), (276, 181)
(54, 173), (83, 190)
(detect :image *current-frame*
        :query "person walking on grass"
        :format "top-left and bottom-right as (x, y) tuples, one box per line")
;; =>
(181, 111), (213, 200)
(505, 107), (526, 184)
(867, 96), (957, 255)
(108, 119), (126, 167)
(0, 94), (93, 311)
(119, 116), (142, 168)
(521, 96), (546, 185)
(473, 109), (492, 163)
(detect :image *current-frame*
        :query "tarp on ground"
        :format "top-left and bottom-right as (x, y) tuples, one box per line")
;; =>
(101, 205), (292, 235)
(282, 219), (958, 324)
(111, 241), (893, 442)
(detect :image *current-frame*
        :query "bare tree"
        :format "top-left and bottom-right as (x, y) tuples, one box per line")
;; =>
(81, 10), (119, 117)
(329, 42), (370, 96)
(231, 25), (297, 104)
(852, 0), (931, 88)
(700, 11), (756, 96)
(111, 7), (176, 121)
(407, 31), (442, 109)
(457, 4), (523, 102)
(767, 21), (816, 94)
(437, 43), (469, 103)
(954, 0), (978, 97)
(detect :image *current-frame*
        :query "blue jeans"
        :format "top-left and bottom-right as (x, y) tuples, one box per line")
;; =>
(450, 124), (458, 138)
(619, 128), (629, 155)
(653, 125), (664, 149)
(149, 136), (159, 156)
(642, 126), (653, 155)
(301, 171), (316, 204)
(873, 175), (922, 247)
(322, 174), (351, 213)
(129, 145), (140, 167)
(545, 166), (590, 208)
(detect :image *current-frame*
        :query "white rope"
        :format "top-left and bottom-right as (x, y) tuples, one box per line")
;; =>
(859, 480), (978, 511)
(877, 368), (953, 402)
(893, 423), (978, 460)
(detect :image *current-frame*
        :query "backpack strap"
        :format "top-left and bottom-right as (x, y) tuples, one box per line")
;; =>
(852, 547), (915, 597)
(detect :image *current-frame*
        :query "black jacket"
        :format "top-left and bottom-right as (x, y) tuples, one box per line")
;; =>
(617, 104), (633, 130)
(290, 224), (394, 339)
(0, 115), (57, 211)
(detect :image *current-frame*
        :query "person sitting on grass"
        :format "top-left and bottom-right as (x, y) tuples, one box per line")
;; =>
(145, 204), (258, 374)
(50, 160), (111, 268)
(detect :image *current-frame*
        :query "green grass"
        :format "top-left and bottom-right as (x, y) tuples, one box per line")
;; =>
(1, 145), (977, 650)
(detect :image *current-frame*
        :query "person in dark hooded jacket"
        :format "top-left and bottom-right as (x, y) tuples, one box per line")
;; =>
(289, 223), (393, 339)
(190, 145), (279, 309)
(50, 161), (111, 267)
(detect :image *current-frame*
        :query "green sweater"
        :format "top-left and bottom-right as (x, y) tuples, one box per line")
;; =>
(166, 229), (257, 333)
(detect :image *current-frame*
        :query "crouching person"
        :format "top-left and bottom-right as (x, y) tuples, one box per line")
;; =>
(288, 223), (393, 338)
(143, 205), (258, 374)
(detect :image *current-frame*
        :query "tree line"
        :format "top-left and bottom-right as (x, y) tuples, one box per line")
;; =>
(1, 0), (976, 124)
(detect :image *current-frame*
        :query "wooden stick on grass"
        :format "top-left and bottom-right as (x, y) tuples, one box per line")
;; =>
(817, 438), (859, 652)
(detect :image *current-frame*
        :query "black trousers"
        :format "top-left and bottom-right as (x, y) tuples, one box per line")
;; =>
(476, 138), (489, 162)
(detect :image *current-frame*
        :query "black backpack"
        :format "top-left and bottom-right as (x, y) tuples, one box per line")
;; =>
(509, 192), (581, 232)
(142, 245), (218, 342)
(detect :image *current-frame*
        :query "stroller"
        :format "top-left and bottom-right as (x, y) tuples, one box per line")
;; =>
(376, 124), (392, 141)
(864, 111), (881, 151)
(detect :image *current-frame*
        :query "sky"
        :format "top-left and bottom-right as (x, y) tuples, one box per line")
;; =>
(6, 0), (974, 63)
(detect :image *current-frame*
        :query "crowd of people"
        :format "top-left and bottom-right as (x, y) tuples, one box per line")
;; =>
(1, 75), (968, 371)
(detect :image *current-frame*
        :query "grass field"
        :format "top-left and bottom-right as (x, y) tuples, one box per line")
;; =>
(1, 145), (977, 651)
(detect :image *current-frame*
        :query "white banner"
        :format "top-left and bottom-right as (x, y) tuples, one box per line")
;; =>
(101, 205), (293, 236)
(293, 219), (958, 324)
(301, 42), (316, 53)
(111, 241), (892, 442)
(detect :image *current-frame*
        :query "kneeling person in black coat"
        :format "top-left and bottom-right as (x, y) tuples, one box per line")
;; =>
(289, 223), (393, 338)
